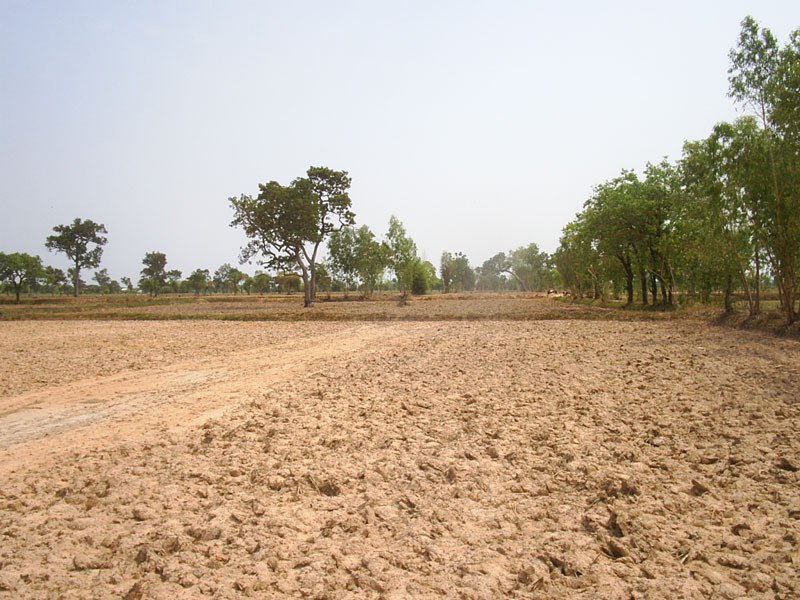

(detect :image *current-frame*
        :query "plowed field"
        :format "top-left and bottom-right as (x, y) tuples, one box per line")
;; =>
(1, 299), (798, 599)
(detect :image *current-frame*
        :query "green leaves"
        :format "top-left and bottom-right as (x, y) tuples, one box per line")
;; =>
(141, 251), (168, 296)
(230, 166), (355, 307)
(44, 218), (108, 297)
(0, 252), (44, 303)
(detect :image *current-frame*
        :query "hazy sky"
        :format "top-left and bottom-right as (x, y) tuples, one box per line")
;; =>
(2, 1), (799, 282)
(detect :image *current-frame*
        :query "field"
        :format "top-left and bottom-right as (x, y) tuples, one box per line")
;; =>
(0, 295), (798, 599)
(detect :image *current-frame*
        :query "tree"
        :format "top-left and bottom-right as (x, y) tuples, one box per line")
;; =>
(241, 275), (254, 295)
(45, 218), (107, 297)
(43, 266), (67, 294)
(230, 166), (355, 307)
(276, 271), (301, 294)
(227, 268), (246, 294)
(214, 263), (233, 293)
(451, 252), (475, 292)
(410, 259), (430, 295)
(441, 251), (475, 292)
(120, 276), (133, 292)
(0, 252), (44, 303)
(93, 268), (111, 293)
(481, 244), (549, 293)
(314, 263), (332, 294)
(328, 227), (359, 294)
(141, 251), (168, 297)
(187, 269), (210, 296)
(729, 16), (800, 322)
(166, 269), (183, 294)
(252, 271), (271, 294)
(328, 225), (388, 297)
(440, 252), (455, 294)
(66, 268), (85, 296)
(385, 216), (418, 300)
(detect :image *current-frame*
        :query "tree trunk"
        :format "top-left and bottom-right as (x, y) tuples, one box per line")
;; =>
(297, 255), (313, 308)
(73, 259), (80, 297)
(753, 239), (761, 315)
(640, 267), (648, 306)
(724, 274), (734, 314)
(302, 273), (312, 307)
(650, 273), (658, 305)
(506, 269), (528, 292)
(616, 253), (634, 305)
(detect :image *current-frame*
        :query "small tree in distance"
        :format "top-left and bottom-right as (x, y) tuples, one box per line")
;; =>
(141, 251), (168, 297)
(45, 218), (108, 297)
(0, 252), (44, 303)
(187, 269), (210, 296)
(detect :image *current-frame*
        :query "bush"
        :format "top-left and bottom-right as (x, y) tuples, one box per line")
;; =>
(411, 261), (429, 295)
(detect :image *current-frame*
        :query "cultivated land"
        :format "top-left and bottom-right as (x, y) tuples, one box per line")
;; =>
(0, 296), (798, 599)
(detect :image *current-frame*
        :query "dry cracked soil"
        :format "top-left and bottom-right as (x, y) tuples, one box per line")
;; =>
(0, 302), (799, 599)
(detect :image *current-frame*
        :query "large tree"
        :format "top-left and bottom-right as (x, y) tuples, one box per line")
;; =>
(0, 252), (44, 303)
(45, 218), (107, 297)
(230, 166), (354, 307)
(141, 251), (168, 297)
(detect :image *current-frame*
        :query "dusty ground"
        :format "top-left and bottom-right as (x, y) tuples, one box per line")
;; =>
(0, 292), (684, 322)
(0, 302), (798, 599)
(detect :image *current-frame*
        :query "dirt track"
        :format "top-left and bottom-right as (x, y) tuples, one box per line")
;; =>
(1, 316), (799, 599)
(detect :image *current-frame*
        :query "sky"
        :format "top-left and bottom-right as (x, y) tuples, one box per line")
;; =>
(2, 0), (799, 282)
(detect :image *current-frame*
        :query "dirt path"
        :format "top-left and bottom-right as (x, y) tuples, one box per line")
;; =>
(0, 322), (427, 476)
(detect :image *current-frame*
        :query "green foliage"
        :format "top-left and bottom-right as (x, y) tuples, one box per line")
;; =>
(214, 264), (233, 293)
(0, 252), (44, 303)
(481, 244), (548, 292)
(43, 266), (67, 294)
(385, 216), (418, 298)
(93, 268), (112, 293)
(410, 259), (429, 295)
(227, 268), (246, 294)
(552, 16), (799, 321)
(230, 166), (354, 307)
(141, 251), (168, 297)
(314, 262), (332, 293)
(441, 252), (475, 292)
(252, 271), (271, 294)
(187, 269), (210, 295)
(728, 16), (800, 322)
(328, 225), (388, 297)
(45, 218), (107, 297)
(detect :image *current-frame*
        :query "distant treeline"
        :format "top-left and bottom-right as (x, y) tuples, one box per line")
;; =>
(2, 17), (797, 323)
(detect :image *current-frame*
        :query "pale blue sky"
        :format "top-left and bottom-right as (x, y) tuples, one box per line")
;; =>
(2, 1), (799, 281)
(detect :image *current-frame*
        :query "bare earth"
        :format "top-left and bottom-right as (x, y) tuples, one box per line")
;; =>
(0, 303), (798, 599)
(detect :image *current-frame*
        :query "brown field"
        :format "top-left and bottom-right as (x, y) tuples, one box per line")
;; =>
(0, 296), (798, 599)
(0, 291), (698, 322)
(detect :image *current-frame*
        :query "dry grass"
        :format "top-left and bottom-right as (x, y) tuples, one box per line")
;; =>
(0, 292), (703, 323)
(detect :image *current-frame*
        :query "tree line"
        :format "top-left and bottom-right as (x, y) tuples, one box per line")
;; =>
(2, 17), (796, 323)
(553, 16), (800, 323)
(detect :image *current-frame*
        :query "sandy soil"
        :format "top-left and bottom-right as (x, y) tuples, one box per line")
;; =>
(0, 313), (798, 599)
